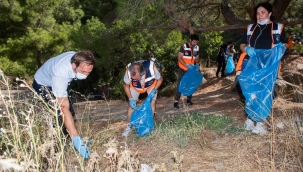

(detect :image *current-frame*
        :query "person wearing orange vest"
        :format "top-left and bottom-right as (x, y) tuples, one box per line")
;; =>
(229, 52), (247, 93)
(122, 60), (163, 136)
(235, 52), (247, 72)
(174, 34), (200, 109)
(239, 2), (288, 135)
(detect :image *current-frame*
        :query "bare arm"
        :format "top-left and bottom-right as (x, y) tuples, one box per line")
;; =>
(154, 77), (163, 90)
(240, 44), (247, 53)
(123, 83), (132, 99)
(195, 55), (200, 64)
(57, 97), (78, 138)
(232, 48), (236, 54)
(177, 52), (187, 67)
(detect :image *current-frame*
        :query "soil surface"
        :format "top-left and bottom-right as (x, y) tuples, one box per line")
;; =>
(0, 55), (302, 171)
(72, 55), (303, 171)
(73, 68), (247, 130)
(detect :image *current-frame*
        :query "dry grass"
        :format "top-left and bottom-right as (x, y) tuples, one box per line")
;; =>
(122, 111), (303, 171)
(0, 71), (302, 171)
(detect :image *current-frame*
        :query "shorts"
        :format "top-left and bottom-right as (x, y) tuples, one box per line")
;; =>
(130, 86), (157, 101)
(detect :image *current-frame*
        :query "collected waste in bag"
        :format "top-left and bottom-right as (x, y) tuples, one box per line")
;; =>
(130, 93), (154, 136)
(178, 65), (203, 96)
(226, 55), (235, 75)
(238, 43), (286, 122)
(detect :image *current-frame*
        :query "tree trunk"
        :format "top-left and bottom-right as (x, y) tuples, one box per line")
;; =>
(272, 0), (292, 22)
(36, 51), (43, 68)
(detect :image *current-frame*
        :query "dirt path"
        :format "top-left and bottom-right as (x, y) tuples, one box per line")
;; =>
(2, 64), (301, 171)
(72, 67), (303, 171)
(74, 60), (303, 130)
(73, 68), (248, 133)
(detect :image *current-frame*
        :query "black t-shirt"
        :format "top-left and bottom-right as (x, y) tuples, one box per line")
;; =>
(217, 44), (227, 59)
(241, 23), (287, 49)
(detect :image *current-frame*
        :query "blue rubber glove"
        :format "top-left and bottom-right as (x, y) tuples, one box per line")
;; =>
(278, 42), (286, 49)
(129, 98), (136, 109)
(149, 89), (157, 98)
(72, 136), (90, 159)
(195, 64), (200, 72)
(186, 64), (194, 70)
(245, 46), (256, 57)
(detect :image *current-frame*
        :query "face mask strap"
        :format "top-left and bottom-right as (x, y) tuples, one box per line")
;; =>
(257, 17), (270, 25)
(76, 72), (87, 80)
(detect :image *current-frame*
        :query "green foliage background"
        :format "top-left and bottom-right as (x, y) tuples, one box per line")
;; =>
(0, 0), (302, 99)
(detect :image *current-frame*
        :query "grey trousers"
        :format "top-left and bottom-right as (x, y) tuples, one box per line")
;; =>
(174, 68), (192, 101)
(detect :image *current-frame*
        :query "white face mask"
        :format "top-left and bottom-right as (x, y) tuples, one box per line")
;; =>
(257, 15), (270, 25)
(75, 72), (87, 80)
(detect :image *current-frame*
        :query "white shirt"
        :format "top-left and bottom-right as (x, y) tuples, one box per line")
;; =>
(123, 64), (161, 84)
(34, 51), (77, 97)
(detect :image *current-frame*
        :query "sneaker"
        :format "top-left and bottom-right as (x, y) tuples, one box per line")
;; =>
(244, 118), (254, 131)
(174, 102), (179, 109)
(187, 99), (193, 106)
(122, 126), (133, 137)
(252, 122), (267, 135)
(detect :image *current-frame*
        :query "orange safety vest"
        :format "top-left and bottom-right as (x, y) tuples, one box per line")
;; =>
(126, 60), (157, 93)
(236, 52), (247, 71)
(241, 23), (284, 75)
(178, 43), (199, 70)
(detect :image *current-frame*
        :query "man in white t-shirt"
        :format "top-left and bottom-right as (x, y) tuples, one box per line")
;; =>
(122, 60), (163, 136)
(33, 50), (95, 159)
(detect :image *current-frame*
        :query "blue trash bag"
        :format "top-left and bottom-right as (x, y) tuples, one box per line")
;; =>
(226, 55), (235, 75)
(178, 65), (203, 96)
(238, 43), (286, 122)
(242, 58), (248, 71)
(130, 93), (154, 137)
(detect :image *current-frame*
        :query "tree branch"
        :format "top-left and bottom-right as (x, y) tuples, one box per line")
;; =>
(220, 2), (249, 25)
(284, 18), (303, 26)
(134, 18), (303, 32)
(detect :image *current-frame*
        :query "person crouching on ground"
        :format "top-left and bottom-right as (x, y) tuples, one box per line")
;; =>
(122, 60), (163, 137)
